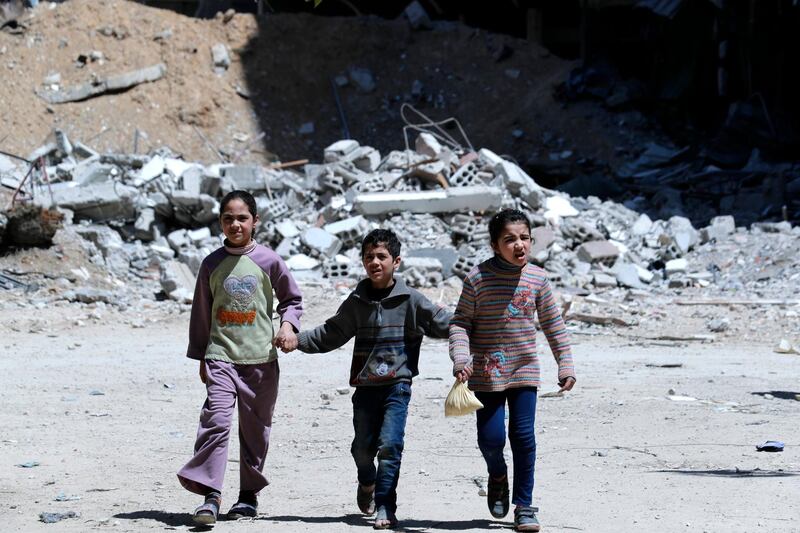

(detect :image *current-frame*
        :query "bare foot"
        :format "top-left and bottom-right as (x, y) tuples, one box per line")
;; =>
(373, 506), (397, 530)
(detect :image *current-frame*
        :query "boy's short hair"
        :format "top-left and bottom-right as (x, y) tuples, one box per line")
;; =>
(361, 229), (401, 259)
(488, 209), (532, 243)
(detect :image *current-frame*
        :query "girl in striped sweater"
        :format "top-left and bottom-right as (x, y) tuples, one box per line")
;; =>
(449, 209), (576, 532)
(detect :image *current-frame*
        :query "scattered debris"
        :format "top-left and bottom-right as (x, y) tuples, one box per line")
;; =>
(755, 441), (785, 453)
(37, 63), (167, 104)
(39, 511), (79, 524)
(774, 339), (800, 355)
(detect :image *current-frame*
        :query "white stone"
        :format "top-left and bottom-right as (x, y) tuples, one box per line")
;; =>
(544, 196), (579, 223)
(631, 213), (653, 236)
(187, 227), (211, 244)
(415, 133), (442, 157)
(302, 227), (342, 258)
(275, 220), (301, 239)
(324, 140), (359, 163)
(665, 258), (688, 274)
(286, 253), (320, 271)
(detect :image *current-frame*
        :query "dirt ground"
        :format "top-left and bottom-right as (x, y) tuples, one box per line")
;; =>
(1, 286), (798, 533)
(1, 0), (639, 173)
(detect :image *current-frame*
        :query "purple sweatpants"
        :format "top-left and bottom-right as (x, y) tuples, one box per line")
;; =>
(177, 359), (279, 495)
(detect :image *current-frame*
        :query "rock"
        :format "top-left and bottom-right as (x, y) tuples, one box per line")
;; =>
(576, 240), (620, 263)
(211, 43), (230, 72)
(706, 318), (730, 332)
(349, 67), (376, 93)
(665, 258), (688, 275)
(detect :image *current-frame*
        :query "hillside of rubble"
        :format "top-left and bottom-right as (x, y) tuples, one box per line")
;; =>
(0, 0), (641, 170)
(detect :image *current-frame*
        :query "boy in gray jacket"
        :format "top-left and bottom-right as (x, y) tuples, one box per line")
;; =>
(291, 229), (452, 529)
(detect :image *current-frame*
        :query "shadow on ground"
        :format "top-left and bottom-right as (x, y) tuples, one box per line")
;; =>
(654, 469), (799, 478)
(751, 390), (800, 401)
(262, 513), (503, 531)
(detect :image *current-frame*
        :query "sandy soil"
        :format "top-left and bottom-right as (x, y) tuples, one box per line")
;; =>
(1, 291), (798, 533)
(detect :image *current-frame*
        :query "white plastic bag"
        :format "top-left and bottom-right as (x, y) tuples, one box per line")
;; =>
(444, 379), (483, 417)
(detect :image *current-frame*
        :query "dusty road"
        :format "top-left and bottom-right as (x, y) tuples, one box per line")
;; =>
(1, 297), (799, 533)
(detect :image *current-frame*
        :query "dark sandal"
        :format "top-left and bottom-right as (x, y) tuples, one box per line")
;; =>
(192, 492), (221, 526)
(357, 484), (376, 515)
(226, 501), (258, 520)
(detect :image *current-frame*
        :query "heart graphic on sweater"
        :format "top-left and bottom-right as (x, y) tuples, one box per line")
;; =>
(223, 275), (258, 308)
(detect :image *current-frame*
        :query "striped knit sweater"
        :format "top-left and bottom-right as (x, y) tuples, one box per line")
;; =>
(449, 256), (575, 392)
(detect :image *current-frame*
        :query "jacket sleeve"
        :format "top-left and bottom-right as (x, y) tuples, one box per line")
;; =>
(269, 254), (303, 332)
(535, 276), (575, 385)
(297, 298), (357, 354)
(448, 276), (476, 372)
(416, 294), (453, 339)
(186, 261), (212, 360)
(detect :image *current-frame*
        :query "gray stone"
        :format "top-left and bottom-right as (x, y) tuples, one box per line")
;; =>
(160, 260), (196, 300)
(167, 229), (189, 251)
(612, 262), (645, 289)
(354, 185), (503, 216)
(286, 253), (320, 271)
(49, 182), (138, 221)
(134, 207), (156, 242)
(592, 272), (617, 287)
(302, 228), (342, 258)
(324, 140), (360, 163)
(665, 258), (687, 275)
(415, 133), (442, 157)
(700, 215), (735, 243)
(349, 67), (376, 93)
(211, 43), (230, 71)
(576, 240), (620, 263)
(62, 288), (116, 304)
(631, 213), (653, 236)
(324, 215), (369, 246)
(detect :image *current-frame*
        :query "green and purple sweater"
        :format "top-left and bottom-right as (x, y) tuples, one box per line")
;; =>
(449, 256), (575, 392)
(187, 240), (303, 364)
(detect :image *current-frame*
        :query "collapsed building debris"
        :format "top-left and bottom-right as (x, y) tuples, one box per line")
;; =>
(1, 123), (798, 304)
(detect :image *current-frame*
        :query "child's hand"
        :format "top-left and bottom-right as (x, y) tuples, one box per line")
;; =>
(199, 360), (207, 384)
(558, 377), (576, 393)
(273, 322), (298, 352)
(455, 366), (473, 383)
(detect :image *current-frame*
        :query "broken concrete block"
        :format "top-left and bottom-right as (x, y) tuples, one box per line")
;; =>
(478, 147), (504, 167)
(211, 43), (230, 72)
(72, 160), (117, 185)
(544, 196), (579, 223)
(562, 219), (603, 244)
(178, 247), (208, 275)
(134, 207), (156, 242)
(354, 185), (503, 216)
(576, 240), (620, 264)
(450, 213), (486, 241)
(415, 132), (442, 158)
(631, 213), (653, 236)
(592, 272), (617, 288)
(700, 215), (735, 243)
(665, 258), (688, 275)
(323, 261), (352, 279)
(135, 155), (165, 185)
(147, 192), (173, 218)
(286, 253), (320, 271)
(612, 262), (645, 288)
(49, 182), (138, 221)
(406, 247), (459, 277)
(323, 215), (369, 246)
(160, 260), (196, 301)
(449, 162), (482, 187)
(38, 63), (167, 104)
(324, 140), (360, 163)
(301, 227), (342, 258)
(275, 220), (301, 239)
(74, 224), (125, 256)
(167, 229), (189, 251)
(256, 197), (290, 221)
(349, 146), (382, 173)
(187, 227), (212, 245)
(530, 227), (555, 263)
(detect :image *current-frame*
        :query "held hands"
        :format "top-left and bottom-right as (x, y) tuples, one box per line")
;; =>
(273, 322), (298, 353)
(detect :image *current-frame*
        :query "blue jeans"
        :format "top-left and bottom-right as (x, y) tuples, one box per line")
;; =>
(475, 387), (538, 507)
(351, 382), (411, 513)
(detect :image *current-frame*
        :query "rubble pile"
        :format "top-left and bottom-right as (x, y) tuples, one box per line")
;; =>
(2, 127), (798, 306)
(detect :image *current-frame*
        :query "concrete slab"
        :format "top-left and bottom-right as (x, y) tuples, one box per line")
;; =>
(353, 185), (503, 215)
